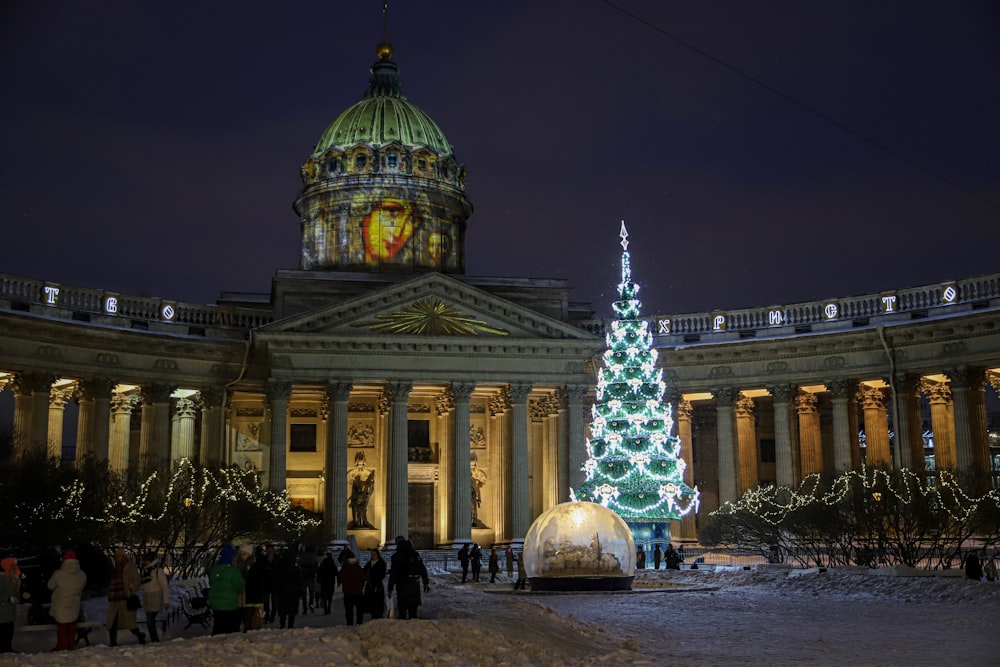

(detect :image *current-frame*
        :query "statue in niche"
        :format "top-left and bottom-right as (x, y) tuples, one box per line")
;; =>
(471, 453), (489, 529)
(348, 451), (376, 529)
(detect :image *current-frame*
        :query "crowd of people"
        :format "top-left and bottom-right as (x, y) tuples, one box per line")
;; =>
(0, 536), (438, 654)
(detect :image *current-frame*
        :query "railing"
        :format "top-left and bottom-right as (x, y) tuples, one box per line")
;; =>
(578, 273), (1000, 343)
(0, 273), (272, 334)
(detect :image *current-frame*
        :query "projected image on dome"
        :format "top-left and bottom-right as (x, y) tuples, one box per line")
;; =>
(328, 186), (457, 272)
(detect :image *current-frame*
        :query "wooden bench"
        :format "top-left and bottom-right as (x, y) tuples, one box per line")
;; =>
(18, 621), (104, 646)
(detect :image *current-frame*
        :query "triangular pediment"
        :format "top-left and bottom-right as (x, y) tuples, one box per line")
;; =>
(258, 273), (599, 341)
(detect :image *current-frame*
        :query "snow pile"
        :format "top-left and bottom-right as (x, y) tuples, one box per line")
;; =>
(8, 566), (998, 666)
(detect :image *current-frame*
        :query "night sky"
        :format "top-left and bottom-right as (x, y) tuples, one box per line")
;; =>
(1, 1), (998, 320)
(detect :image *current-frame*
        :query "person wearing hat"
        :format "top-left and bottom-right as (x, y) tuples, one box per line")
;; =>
(107, 549), (145, 646)
(139, 551), (170, 642)
(47, 550), (87, 651)
(207, 544), (245, 635)
(0, 557), (23, 653)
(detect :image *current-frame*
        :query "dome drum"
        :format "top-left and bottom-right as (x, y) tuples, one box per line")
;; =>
(300, 145), (466, 189)
(296, 180), (468, 274)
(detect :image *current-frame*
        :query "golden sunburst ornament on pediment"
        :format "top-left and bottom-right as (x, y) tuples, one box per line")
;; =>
(352, 298), (510, 336)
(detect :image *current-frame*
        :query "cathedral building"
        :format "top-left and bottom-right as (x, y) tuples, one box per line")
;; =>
(1, 43), (998, 549)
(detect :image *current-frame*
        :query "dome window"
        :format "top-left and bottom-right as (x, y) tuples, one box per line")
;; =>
(355, 154), (367, 170)
(417, 159), (427, 171)
(386, 153), (398, 169)
(326, 158), (339, 174)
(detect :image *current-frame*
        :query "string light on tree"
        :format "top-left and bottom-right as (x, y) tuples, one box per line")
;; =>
(572, 221), (699, 545)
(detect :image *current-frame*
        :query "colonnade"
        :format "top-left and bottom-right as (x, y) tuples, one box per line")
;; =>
(0, 371), (591, 547)
(685, 367), (999, 509)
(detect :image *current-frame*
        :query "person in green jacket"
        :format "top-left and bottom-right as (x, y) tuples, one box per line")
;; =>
(208, 544), (245, 635)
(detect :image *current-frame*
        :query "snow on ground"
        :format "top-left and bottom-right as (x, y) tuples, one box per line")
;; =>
(6, 566), (999, 666)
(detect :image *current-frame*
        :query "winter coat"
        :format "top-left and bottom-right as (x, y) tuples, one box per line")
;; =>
(273, 557), (304, 616)
(107, 557), (141, 629)
(245, 557), (268, 604)
(0, 572), (20, 624)
(207, 563), (246, 612)
(47, 558), (87, 624)
(364, 557), (387, 615)
(488, 551), (500, 574)
(338, 562), (367, 596)
(318, 556), (338, 598)
(388, 543), (428, 608)
(139, 560), (170, 612)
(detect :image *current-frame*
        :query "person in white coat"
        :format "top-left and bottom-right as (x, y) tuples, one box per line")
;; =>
(47, 550), (87, 651)
(139, 551), (170, 642)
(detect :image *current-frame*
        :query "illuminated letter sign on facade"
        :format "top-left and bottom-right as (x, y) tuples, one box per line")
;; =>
(768, 309), (784, 326)
(657, 318), (671, 334)
(880, 294), (897, 313)
(43, 285), (60, 305)
(942, 283), (958, 304)
(712, 314), (727, 331)
(161, 303), (176, 321)
(104, 296), (119, 314)
(823, 303), (839, 320)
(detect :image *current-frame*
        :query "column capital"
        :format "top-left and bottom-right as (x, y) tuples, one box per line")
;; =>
(265, 379), (292, 403)
(711, 387), (736, 407)
(325, 380), (353, 402)
(825, 378), (855, 400)
(451, 382), (476, 403)
(387, 380), (413, 402)
(111, 392), (140, 415)
(768, 383), (796, 404)
(76, 377), (117, 401)
(676, 399), (693, 421)
(508, 383), (532, 403)
(794, 390), (819, 414)
(945, 365), (985, 391)
(436, 386), (455, 415)
(736, 392), (756, 418)
(562, 384), (589, 403)
(856, 384), (888, 410)
(49, 385), (75, 408)
(175, 396), (198, 418)
(199, 386), (227, 408)
(14, 371), (56, 396)
(920, 378), (952, 403)
(141, 382), (176, 405)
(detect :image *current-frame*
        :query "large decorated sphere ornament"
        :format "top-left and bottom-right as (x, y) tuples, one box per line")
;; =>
(523, 501), (636, 591)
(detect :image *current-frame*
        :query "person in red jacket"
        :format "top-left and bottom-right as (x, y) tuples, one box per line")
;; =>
(336, 550), (367, 625)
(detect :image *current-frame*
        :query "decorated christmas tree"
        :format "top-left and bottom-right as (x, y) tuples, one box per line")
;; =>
(573, 222), (699, 544)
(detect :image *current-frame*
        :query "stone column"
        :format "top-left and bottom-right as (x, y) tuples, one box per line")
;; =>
(109, 392), (138, 472)
(435, 388), (454, 545)
(198, 387), (226, 467)
(675, 398), (696, 539)
(266, 380), (292, 491)
(450, 382), (475, 543)
(386, 381), (413, 542)
(13, 372), (55, 455)
(74, 377), (115, 464)
(173, 397), (198, 464)
(857, 385), (891, 467)
(922, 379), (955, 472)
(770, 384), (796, 486)
(48, 385), (74, 460)
(827, 379), (856, 472)
(735, 392), (759, 492)
(564, 384), (589, 500)
(324, 381), (352, 544)
(893, 374), (925, 473)
(490, 388), (512, 541)
(509, 383), (532, 541)
(712, 388), (738, 504)
(946, 366), (990, 485)
(139, 383), (175, 474)
(795, 390), (823, 477)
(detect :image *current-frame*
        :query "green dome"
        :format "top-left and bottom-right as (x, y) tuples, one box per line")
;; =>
(313, 57), (453, 156)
